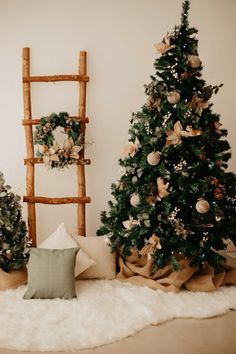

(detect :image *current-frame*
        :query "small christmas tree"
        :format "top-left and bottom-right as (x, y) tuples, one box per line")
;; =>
(97, 1), (236, 271)
(0, 172), (29, 272)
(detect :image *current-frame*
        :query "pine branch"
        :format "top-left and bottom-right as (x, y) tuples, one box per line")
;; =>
(181, 0), (190, 28)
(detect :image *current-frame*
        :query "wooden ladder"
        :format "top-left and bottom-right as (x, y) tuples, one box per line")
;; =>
(22, 47), (91, 246)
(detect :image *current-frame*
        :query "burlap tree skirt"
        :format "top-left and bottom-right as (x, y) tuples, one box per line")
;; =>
(117, 251), (236, 292)
(0, 267), (27, 291)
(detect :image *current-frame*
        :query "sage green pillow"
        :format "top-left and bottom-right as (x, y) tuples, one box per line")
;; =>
(23, 247), (79, 300)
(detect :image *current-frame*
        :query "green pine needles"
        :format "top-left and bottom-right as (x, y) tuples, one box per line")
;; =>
(97, 1), (236, 271)
(0, 173), (30, 272)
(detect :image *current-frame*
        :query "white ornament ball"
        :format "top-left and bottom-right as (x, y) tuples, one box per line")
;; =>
(188, 55), (201, 69)
(130, 193), (140, 207)
(141, 213), (149, 220)
(144, 220), (151, 227)
(167, 91), (180, 104)
(196, 199), (210, 214)
(147, 151), (161, 166)
(132, 176), (138, 184)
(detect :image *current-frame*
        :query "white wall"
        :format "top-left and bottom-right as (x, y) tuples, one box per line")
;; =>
(0, 0), (235, 243)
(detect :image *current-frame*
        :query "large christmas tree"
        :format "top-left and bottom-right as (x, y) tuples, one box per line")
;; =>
(97, 1), (236, 271)
(0, 172), (30, 272)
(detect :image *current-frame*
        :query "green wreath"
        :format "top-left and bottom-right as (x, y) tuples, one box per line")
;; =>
(34, 112), (83, 169)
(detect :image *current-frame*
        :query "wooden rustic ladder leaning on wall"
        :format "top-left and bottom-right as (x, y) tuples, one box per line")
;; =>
(22, 47), (91, 247)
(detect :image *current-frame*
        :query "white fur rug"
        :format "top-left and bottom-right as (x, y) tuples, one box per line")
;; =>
(0, 280), (236, 352)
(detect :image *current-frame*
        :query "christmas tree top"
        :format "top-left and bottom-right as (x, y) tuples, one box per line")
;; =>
(97, 1), (236, 271)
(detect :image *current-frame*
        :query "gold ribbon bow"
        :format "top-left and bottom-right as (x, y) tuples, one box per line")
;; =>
(140, 234), (162, 256)
(122, 137), (141, 158)
(188, 94), (210, 115)
(154, 36), (175, 54)
(165, 121), (202, 147)
(157, 177), (169, 199)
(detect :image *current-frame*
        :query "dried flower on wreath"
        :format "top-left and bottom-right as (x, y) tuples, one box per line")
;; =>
(33, 112), (84, 169)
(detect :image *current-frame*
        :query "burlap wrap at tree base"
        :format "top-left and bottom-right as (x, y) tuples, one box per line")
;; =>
(0, 268), (27, 291)
(117, 250), (236, 292)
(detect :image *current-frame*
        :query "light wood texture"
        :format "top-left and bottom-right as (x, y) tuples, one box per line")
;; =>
(23, 74), (89, 83)
(77, 51), (88, 236)
(22, 48), (90, 245)
(22, 47), (37, 246)
(24, 158), (91, 165)
(23, 196), (91, 204)
(22, 119), (41, 126)
(22, 116), (89, 125)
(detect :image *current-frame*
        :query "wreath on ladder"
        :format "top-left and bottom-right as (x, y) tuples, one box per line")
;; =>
(34, 112), (84, 169)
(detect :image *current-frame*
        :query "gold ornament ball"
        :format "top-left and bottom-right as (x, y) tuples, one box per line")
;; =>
(130, 193), (140, 207)
(188, 55), (201, 69)
(196, 199), (210, 214)
(147, 151), (161, 166)
(167, 91), (180, 104)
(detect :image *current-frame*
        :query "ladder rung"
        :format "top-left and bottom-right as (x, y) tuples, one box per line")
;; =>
(22, 116), (89, 125)
(24, 158), (91, 165)
(23, 74), (89, 83)
(23, 196), (91, 204)
(22, 119), (41, 125)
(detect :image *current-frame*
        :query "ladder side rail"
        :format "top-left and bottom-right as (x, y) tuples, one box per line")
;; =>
(22, 47), (37, 246)
(77, 51), (88, 236)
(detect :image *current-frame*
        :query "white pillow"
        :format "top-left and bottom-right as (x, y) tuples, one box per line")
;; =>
(75, 235), (116, 280)
(38, 223), (96, 278)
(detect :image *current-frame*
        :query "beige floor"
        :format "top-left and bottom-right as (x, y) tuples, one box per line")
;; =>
(0, 310), (235, 354)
